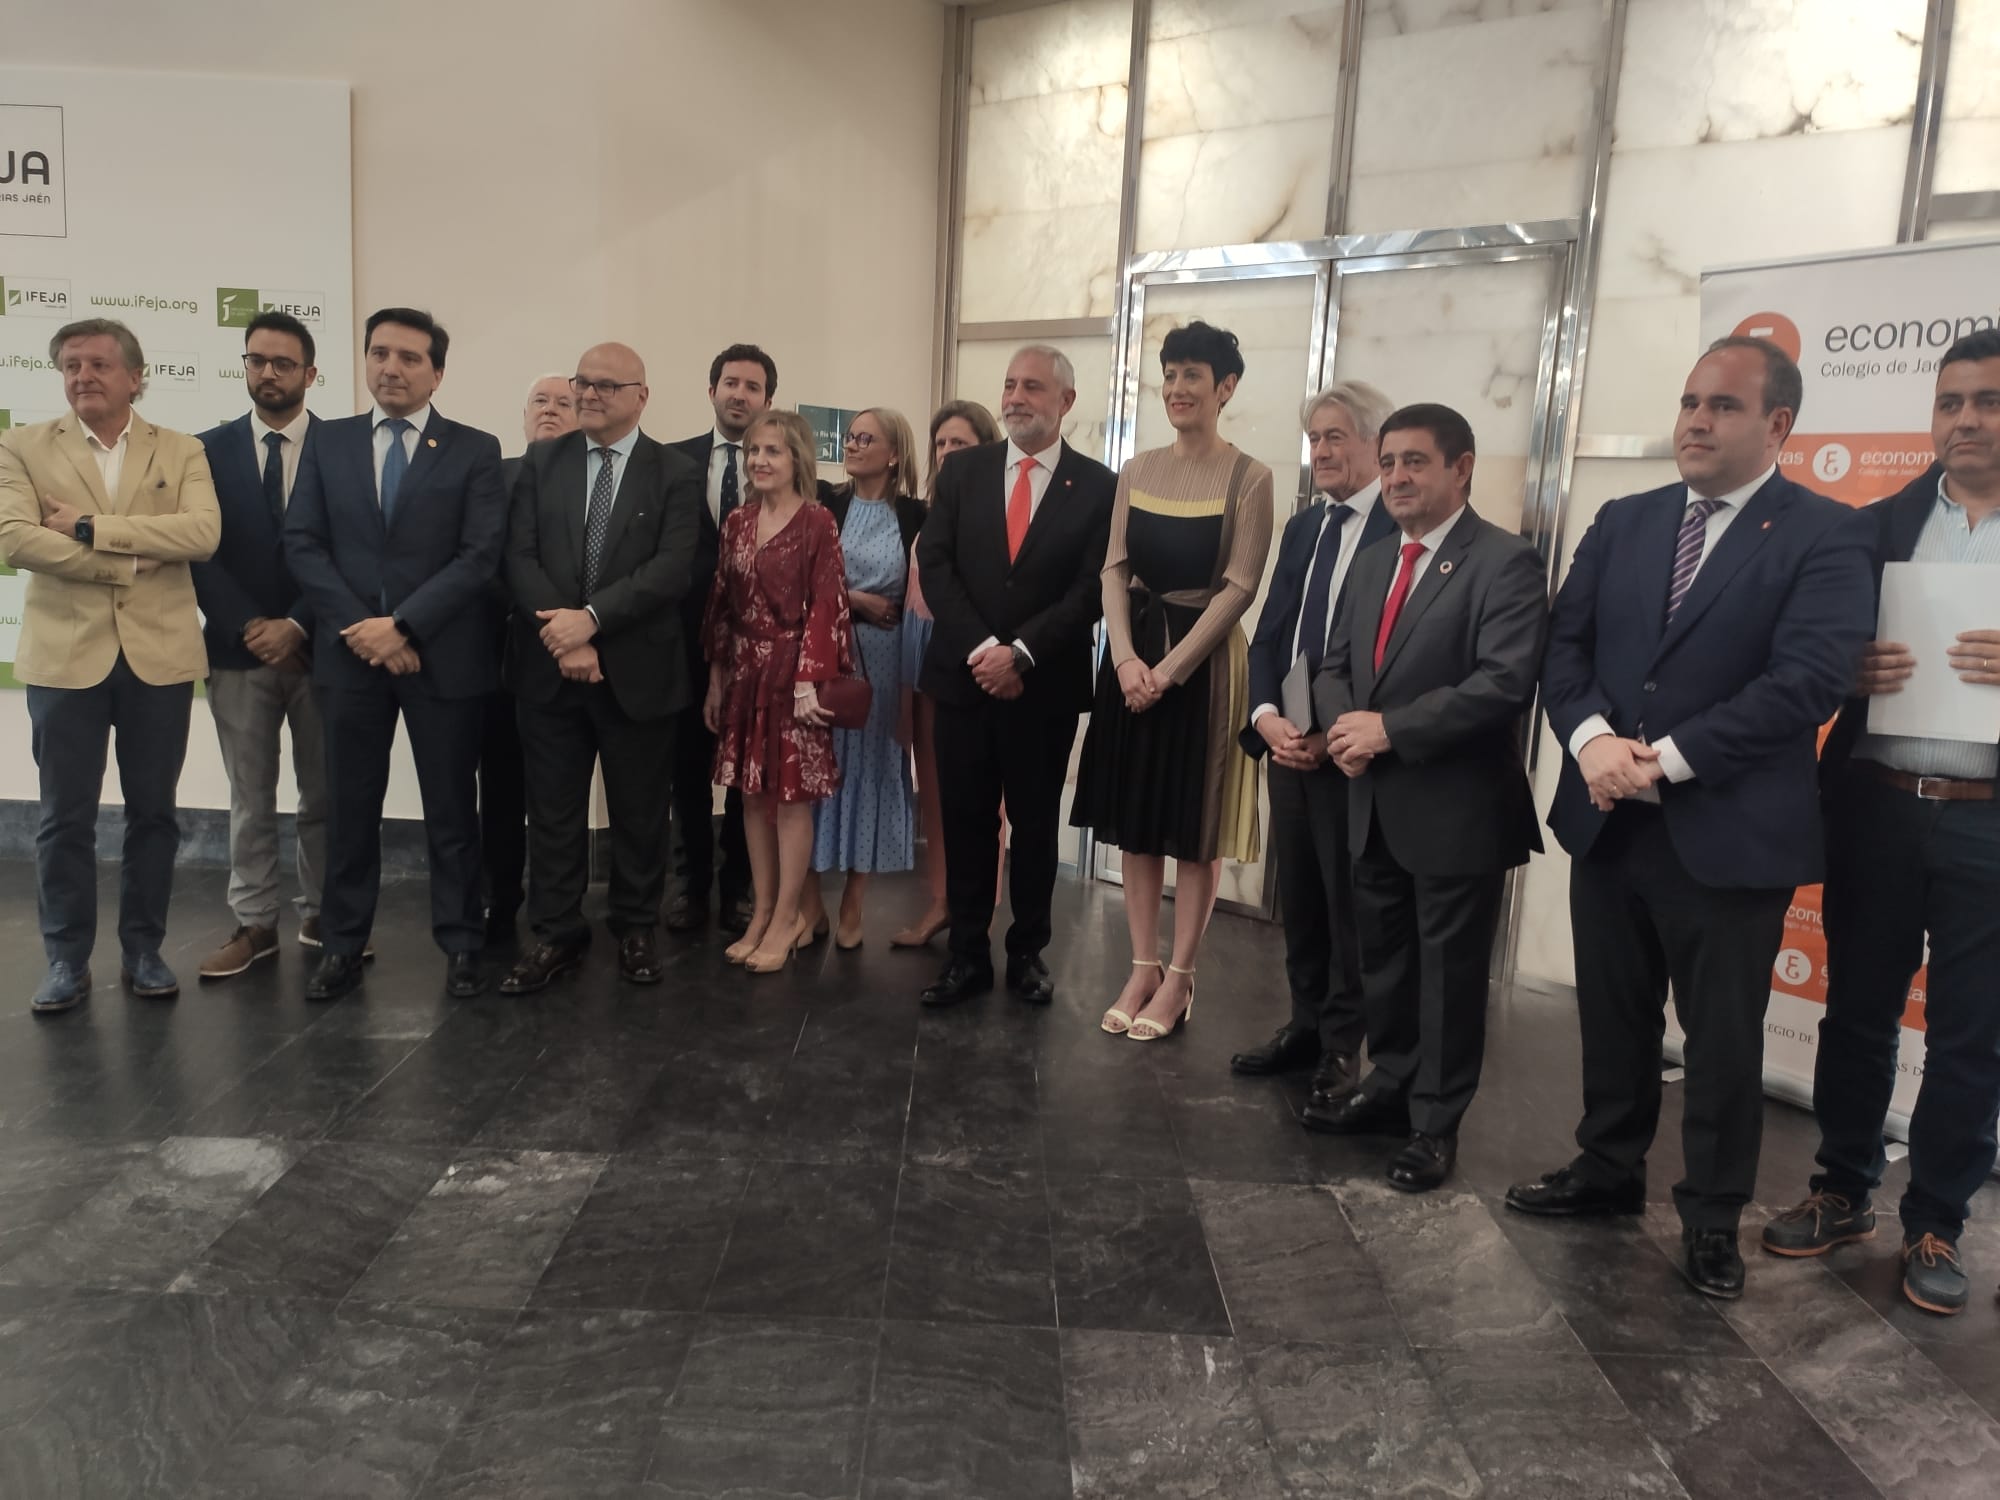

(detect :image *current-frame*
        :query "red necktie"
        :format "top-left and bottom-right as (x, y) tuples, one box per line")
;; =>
(1006, 456), (1037, 561)
(1374, 541), (1427, 671)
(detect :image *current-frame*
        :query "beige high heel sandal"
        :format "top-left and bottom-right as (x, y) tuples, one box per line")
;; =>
(1128, 963), (1195, 1041)
(1101, 959), (1162, 1035)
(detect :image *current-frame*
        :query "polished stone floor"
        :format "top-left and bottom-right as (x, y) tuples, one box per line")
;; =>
(0, 858), (1995, 1499)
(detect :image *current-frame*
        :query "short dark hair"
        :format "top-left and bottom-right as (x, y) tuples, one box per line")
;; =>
(1703, 335), (1803, 420)
(1941, 327), (2000, 370)
(709, 343), (777, 396)
(1379, 402), (1476, 464)
(245, 310), (315, 367)
(365, 307), (449, 371)
(1160, 320), (1245, 385)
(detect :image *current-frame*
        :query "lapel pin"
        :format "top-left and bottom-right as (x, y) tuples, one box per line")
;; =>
(1761, 520), (1771, 530)
(1438, 560), (1454, 576)
(427, 438), (438, 448)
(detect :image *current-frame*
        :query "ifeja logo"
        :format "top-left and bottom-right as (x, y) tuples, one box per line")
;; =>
(0, 275), (71, 316)
(217, 287), (326, 328)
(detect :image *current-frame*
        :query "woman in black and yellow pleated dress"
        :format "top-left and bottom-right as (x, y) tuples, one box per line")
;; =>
(1071, 321), (1274, 1041)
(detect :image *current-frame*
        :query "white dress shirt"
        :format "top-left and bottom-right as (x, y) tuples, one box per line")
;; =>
(370, 403), (431, 505)
(1567, 463), (1778, 788)
(250, 408), (310, 504)
(83, 415), (134, 500)
(1250, 479), (1382, 729)
(705, 427), (744, 526)
(968, 435), (1067, 665)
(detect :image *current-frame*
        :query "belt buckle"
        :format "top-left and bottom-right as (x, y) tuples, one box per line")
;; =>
(1915, 776), (1949, 801)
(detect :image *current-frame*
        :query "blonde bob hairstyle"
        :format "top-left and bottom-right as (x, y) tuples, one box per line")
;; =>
(848, 406), (922, 499)
(742, 409), (820, 502)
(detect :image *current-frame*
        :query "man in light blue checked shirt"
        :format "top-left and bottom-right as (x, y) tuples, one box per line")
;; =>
(1763, 328), (2000, 1318)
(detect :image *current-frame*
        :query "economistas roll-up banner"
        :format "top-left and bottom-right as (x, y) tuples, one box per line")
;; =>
(0, 66), (353, 681)
(1695, 234), (2000, 1134)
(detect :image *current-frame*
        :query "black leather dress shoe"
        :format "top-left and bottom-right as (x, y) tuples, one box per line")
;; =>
(1006, 955), (1054, 1005)
(1230, 1025), (1321, 1077)
(30, 961), (91, 1016)
(662, 895), (707, 934)
(446, 952), (487, 998)
(499, 940), (586, 995)
(305, 951), (366, 1003)
(1682, 1227), (1745, 1299)
(1387, 1132), (1456, 1192)
(718, 895), (755, 936)
(1504, 1165), (1646, 1218)
(1301, 1087), (1409, 1136)
(1306, 1051), (1358, 1107)
(121, 951), (180, 999)
(619, 929), (664, 985)
(921, 958), (995, 1008)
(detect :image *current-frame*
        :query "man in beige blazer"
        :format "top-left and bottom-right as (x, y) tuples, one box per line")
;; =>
(0, 318), (220, 1014)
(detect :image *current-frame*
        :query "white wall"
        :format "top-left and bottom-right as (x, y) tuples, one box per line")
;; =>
(3, 0), (945, 815)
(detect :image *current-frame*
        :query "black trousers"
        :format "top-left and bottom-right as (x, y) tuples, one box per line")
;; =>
(669, 658), (748, 909)
(26, 655), (191, 967)
(933, 696), (1078, 968)
(1570, 802), (1791, 1231)
(318, 680), (484, 958)
(1349, 824), (1505, 1139)
(1269, 761), (1366, 1057)
(518, 687), (675, 947)
(1813, 766), (2000, 1241)
(478, 687), (527, 921)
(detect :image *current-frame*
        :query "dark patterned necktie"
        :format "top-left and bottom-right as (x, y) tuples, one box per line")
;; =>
(261, 430), (285, 526)
(1666, 498), (1724, 622)
(583, 446), (615, 596)
(379, 417), (412, 524)
(1297, 502), (1355, 671)
(719, 442), (741, 522)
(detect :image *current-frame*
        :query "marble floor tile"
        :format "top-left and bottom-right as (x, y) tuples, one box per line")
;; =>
(1062, 1328), (1285, 1500)
(1244, 1341), (1482, 1500)
(1417, 1346), (1690, 1499)
(470, 1038), (669, 1154)
(0, 1135), (303, 1292)
(187, 1300), (513, 1500)
(705, 1161), (900, 1319)
(1337, 1179), (1572, 1353)
(348, 1149), (605, 1310)
(529, 1156), (750, 1313)
(765, 1031), (916, 1166)
(645, 1315), (876, 1500)
(885, 1165), (1056, 1327)
(862, 1319), (1070, 1499)
(0, 1139), (155, 1265)
(327, 1020), (546, 1147)
(171, 1142), (450, 1300)
(1048, 1173), (1232, 1336)
(615, 1044), (793, 1161)
(1039, 1053), (1183, 1178)
(903, 1045), (1042, 1170)
(1155, 1072), (1341, 1186)
(1191, 1180), (1406, 1351)
(177, 1034), (423, 1140)
(1596, 1353), (1881, 1500)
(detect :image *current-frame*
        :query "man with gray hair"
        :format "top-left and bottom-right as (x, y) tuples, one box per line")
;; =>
(0, 318), (220, 1013)
(1233, 380), (1398, 1121)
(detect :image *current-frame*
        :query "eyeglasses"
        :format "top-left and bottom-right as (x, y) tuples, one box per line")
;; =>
(242, 354), (302, 376)
(570, 376), (644, 398)
(842, 432), (876, 449)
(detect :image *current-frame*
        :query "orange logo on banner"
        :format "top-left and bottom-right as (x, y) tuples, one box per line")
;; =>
(1732, 311), (1802, 363)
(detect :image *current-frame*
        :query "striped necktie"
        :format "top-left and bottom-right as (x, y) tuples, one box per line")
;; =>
(1665, 498), (1724, 622)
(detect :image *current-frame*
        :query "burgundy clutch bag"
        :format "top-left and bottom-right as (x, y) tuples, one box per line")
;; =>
(817, 674), (872, 730)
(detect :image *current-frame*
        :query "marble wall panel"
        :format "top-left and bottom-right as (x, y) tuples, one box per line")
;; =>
(1347, 0), (1601, 233)
(1937, 0), (2000, 193)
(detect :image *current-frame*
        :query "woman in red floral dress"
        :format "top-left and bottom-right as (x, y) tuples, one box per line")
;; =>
(702, 410), (854, 972)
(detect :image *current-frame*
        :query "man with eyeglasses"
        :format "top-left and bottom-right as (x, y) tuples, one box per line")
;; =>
(499, 345), (702, 992)
(188, 311), (331, 979)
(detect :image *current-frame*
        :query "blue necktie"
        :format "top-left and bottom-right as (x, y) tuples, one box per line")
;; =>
(261, 431), (286, 526)
(1296, 502), (1355, 671)
(379, 417), (412, 524)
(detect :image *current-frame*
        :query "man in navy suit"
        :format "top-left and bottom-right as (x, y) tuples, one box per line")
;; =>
(1761, 329), (2000, 1317)
(190, 311), (326, 979)
(284, 307), (508, 1002)
(1506, 338), (1875, 1301)
(1232, 380), (1397, 1119)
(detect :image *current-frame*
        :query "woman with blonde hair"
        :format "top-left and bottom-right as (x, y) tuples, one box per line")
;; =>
(799, 407), (927, 948)
(892, 399), (1003, 947)
(702, 409), (854, 972)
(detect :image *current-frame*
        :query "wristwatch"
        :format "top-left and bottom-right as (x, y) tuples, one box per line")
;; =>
(72, 516), (94, 546)
(1009, 642), (1033, 674)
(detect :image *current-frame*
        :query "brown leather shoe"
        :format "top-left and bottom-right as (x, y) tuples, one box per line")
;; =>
(499, 940), (587, 995)
(619, 929), (664, 984)
(199, 924), (278, 979)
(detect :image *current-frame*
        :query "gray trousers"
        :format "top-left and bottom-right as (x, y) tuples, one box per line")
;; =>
(207, 664), (327, 927)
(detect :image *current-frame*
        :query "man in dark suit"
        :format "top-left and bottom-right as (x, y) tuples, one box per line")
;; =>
(1233, 380), (1398, 1116)
(1310, 403), (1547, 1192)
(498, 343), (702, 994)
(284, 307), (508, 1002)
(191, 311), (327, 979)
(665, 343), (773, 936)
(1507, 337), (1875, 1301)
(485, 374), (578, 946)
(915, 344), (1116, 1007)
(1761, 329), (2000, 1317)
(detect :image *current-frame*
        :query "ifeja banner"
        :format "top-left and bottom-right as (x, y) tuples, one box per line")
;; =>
(1695, 234), (2000, 1132)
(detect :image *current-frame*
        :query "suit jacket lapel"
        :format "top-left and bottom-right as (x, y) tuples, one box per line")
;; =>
(391, 412), (446, 518)
(53, 420), (112, 512)
(1654, 478), (1787, 659)
(599, 436), (652, 564)
(1333, 491), (1397, 622)
(1008, 441), (1070, 573)
(1886, 475), (1934, 563)
(1375, 509), (1479, 685)
(114, 420), (156, 513)
(1347, 539), (1390, 703)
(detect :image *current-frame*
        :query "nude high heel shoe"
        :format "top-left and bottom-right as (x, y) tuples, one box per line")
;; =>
(1102, 959), (1162, 1035)
(744, 918), (811, 975)
(1128, 963), (1195, 1041)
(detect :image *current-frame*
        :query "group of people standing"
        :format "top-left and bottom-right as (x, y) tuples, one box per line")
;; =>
(1, 303), (1996, 1319)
